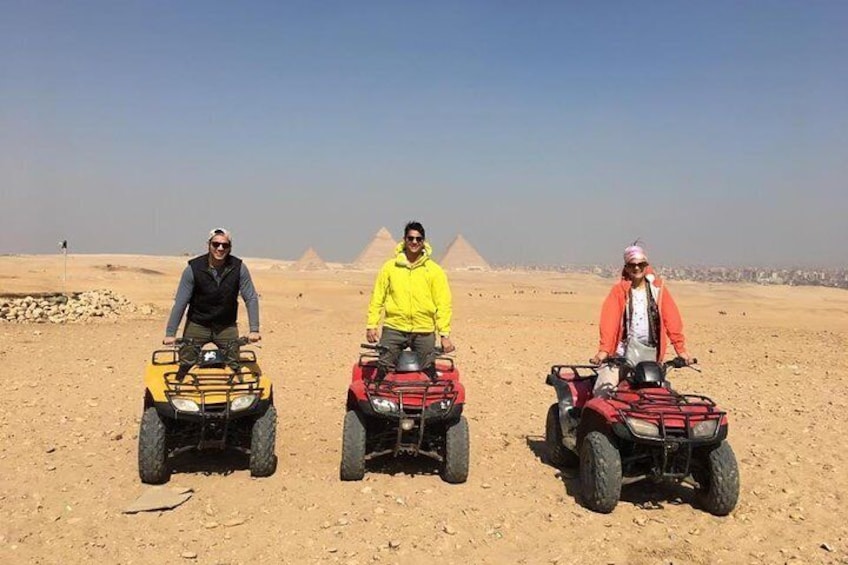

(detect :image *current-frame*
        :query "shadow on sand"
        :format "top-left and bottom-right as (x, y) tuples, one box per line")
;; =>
(525, 434), (701, 511)
(169, 448), (250, 478)
(365, 454), (443, 479)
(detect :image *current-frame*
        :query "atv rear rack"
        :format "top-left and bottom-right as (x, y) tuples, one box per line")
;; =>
(549, 364), (600, 380)
(358, 351), (456, 373)
(152, 348), (258, 365)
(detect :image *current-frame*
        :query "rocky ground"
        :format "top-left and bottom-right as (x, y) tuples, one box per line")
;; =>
(0, 254), (846, 564)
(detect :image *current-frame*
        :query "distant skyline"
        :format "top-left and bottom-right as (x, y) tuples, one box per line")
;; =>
(3, 1), (846, 268)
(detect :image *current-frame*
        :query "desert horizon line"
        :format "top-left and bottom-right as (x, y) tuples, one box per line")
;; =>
(1, 251), (844, 273)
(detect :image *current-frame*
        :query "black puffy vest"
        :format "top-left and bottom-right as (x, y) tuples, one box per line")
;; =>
(186, 254), (243, 329)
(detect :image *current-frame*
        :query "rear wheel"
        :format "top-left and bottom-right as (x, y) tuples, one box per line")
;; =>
(340, 410), (366, 481)
(579, 431), (622, 513)
(249, 405), (278, 477)
(441, 416), (470, 484)
(545, 404), (578, 468)
(138, 407), (170, 484)
(694, 441), (740, 516)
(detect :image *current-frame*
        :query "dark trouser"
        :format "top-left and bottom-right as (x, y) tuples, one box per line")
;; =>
(178, 321), (240, 372)
(378, 327), (436, 376)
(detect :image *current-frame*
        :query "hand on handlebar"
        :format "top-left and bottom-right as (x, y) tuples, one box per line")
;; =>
(674, 355), (696, 367)
(162, 336), (176, 346)
(440, 336), (455, 354)
(666, 356), (699, 371)
(589, 351), (609, 366)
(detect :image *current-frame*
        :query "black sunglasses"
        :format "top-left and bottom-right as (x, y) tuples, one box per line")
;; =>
(210, 241), (231, 249)
(405, 236), (424, 243)
(626, 261), (648, 270)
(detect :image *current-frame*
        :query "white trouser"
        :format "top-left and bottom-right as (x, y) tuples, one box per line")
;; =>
(593, 365), (619, 397)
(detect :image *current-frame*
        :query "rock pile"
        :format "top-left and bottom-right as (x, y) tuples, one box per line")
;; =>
(0, 289), (145, 324)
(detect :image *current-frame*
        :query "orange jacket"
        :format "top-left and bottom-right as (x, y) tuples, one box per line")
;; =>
(597, 271), (688, 361)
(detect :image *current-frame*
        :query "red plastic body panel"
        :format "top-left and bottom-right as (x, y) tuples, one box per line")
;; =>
(553, 369), (727, 430)
(551, 367), (594, 409)
(349, 358), (465, 408)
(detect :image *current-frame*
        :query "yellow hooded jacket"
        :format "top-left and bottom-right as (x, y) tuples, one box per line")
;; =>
(366, 241), (452, 336)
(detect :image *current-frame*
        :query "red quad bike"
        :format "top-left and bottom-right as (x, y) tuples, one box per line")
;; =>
(544, 357), (739, 515)
(340, 344), (469, 483)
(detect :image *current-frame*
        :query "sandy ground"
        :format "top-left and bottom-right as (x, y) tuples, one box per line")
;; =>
(1, 254), (847, 565)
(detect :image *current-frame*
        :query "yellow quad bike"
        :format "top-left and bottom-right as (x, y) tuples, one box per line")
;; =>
(138, 337), (277, 483)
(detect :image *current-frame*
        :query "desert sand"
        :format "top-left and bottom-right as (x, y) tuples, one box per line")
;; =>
(0, 253), (846, 564)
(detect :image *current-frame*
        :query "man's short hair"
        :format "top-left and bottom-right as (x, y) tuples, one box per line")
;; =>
(404, 221), (425, 240)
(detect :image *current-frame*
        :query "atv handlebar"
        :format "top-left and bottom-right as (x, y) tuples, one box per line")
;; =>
(170, 336), (253, 347)
(360, 343), (452, 355)
(592, 356), (698, 370)
(665, 356), (698, 369)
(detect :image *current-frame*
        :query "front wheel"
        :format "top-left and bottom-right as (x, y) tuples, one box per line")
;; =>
(579, 431), (622, 513)
(340, 410), (367, 481)
(249, 405), (278, 477)
(694, 441), (740, 516)
(545, 403), (578, 468)
(138, 407), (170, 484)
(441, 416), (470, 484)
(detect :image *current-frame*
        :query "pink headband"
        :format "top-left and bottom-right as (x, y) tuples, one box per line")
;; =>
(623, 245), (647, 264)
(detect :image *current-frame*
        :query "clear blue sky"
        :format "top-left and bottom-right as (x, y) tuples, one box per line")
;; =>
(2, 1), (846, 267)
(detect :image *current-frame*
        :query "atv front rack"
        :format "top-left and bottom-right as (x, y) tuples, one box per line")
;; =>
(613, 389), (726, 479)
(163, 369), (265, 449)
(364, 378), (459, 461)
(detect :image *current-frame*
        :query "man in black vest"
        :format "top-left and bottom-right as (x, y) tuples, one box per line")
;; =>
(163, 228), (261, 376)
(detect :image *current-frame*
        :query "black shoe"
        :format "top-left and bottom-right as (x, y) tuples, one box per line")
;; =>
(424, 365), (438, 381)
(175, 365), (191, 381)
(374, 366), (387, 382)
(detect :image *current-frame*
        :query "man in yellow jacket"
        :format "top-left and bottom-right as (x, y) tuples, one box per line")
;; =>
(366, 221), (455, 378)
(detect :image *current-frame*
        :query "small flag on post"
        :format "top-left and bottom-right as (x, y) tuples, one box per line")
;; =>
(59, 240), (68, 250)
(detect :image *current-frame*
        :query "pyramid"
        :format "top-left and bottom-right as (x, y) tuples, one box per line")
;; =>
(353, 227), (397, 269)
(290, 247), (328, 271)
(439, 234), (491, 271)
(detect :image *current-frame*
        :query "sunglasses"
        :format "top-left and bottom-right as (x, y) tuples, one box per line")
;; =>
(405, 236), (424, 243)
(210, 241), (231, 250)
(626, 261), (648, 270)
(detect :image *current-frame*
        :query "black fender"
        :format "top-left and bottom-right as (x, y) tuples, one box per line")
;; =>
(576, 408), (614, 451)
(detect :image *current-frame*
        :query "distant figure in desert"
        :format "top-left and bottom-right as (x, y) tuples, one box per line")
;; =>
(163, 228), (261, 378)
(590, 244), (693, 397)
(365, 221), (454, 379)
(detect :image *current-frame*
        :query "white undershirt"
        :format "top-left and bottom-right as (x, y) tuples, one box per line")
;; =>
(615, 286), (650, 355)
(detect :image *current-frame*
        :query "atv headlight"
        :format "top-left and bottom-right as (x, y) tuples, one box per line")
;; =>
(624, 417), (660, 438)
(370, 397), (398, 414)
(691, 419), (719, 439)
(171, 397), (200, 413)
(230, 394), (258, 412)
(427, 399), (452, 414)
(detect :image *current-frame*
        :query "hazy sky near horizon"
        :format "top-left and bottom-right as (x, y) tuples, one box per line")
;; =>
(2, 1), (846, 267)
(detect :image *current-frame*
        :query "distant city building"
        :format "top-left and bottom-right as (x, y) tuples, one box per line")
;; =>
(508, 264), (848, 290)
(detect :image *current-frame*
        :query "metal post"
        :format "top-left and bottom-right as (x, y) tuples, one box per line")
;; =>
(59, 240), (68, 296)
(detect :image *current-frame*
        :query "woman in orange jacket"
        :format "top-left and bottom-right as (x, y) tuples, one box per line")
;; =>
(589, 244), (693, 397)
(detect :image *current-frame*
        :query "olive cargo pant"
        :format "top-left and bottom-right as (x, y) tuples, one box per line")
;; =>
(178, 321), (240, 372)
(377, 327), (437, 377)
